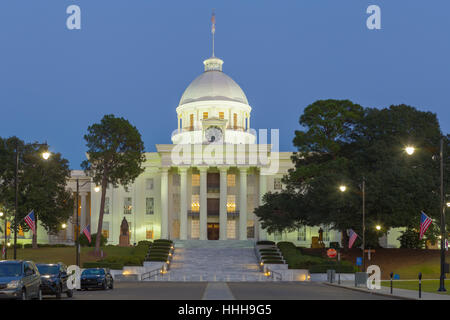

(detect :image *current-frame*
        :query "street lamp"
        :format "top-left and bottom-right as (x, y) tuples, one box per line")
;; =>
(0, 211), (6, 259)
(405, 146), (415, 156)
(74, 179), (100, 266)
(338, 178), (366, 271)
(13, 141), (51, 259)
(61, 223), (67, 230)
(375, 225), (381, 231)
(406, 137), (446, 292)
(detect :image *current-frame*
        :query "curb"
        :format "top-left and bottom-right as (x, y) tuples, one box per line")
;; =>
(324, 282), (415, 300)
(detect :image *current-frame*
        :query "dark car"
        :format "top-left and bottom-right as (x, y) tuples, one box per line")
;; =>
(36, 263), (73, 299)
(80, 268), (113, 290)
(0, 260), (42, 300)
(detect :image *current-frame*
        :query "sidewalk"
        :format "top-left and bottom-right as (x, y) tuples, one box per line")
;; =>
(326, 281), (450, 300)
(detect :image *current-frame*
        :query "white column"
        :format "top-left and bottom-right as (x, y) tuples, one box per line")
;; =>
(199, 167), (208, 240)
(239, 168), (248, 240)
(179, 167), (188, 240)
(219, 166), (228, 240)
(161, 168), (169, 239)
(258, 172), (268, 240)
(247, 115), (251, 132)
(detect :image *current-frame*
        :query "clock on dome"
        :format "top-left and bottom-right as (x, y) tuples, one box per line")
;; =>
(205, 126), (223, 143)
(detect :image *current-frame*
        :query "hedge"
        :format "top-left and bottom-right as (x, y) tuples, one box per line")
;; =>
(257, 241), (275, 245)
(22, 243), (73, 248)
(262, 260), (285, 264)
(154, 239), (173, 244)
(137, 240), (152, 247)
(145, 257), (167, 262)
(309, 262), (356, 274)
(82, 262), (124, 269)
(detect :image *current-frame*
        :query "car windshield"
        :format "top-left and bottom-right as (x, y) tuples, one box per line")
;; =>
(36, 264), (59, 275)
(82, 269), (105, 276)
(0, 263), (22, 277)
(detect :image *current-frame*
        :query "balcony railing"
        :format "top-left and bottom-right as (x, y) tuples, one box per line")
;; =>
(186, 210), (240, 217)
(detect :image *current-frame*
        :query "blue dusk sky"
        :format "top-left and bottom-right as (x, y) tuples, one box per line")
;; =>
(0, 0), (448, 169)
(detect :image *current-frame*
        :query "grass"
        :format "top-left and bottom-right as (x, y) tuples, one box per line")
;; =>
(381, 280), (450, 295)
(9, 246), (138, 266)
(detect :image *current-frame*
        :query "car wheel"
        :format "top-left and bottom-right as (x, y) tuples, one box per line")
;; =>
(37, 289), (42, 300)
(19, 289), (27, 300)
(56, 285), (62, 299)
(109, 281), (114, 290)
(102, 281), (108, 290)
(66, 289), (74, 298)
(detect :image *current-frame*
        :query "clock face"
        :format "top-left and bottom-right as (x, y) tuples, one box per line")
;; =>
(205, 126), (223, 143)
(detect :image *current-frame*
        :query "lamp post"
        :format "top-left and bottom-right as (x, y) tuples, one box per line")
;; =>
(406, 137), (446, 292)
(13, 141), (50, 259)
(339, 178), (366, 271)
(0, 211), (6, 259)
(74, 178), (99, 266)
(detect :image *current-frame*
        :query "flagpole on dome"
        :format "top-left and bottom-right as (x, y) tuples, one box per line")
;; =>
(211, 9), (216, 57)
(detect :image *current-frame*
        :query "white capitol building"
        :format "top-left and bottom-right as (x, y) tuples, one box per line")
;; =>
(32, 31), (404, 249)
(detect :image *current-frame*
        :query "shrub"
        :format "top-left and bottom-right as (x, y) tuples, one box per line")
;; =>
(398, 228), (425, 249)
(145, 257), (167, 262)
(262, 260), (285, 264)
(79, 233), (107, 247)
(257, 241), (275, 245)
(83, 261), (123, 269)
(137, 240), (152, 247)
(154, 239), (173, 244)
(308, 261), (356, 273)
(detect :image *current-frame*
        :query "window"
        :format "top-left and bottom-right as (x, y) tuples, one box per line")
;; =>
(104, 197), (110, 214)
(203, 112), (208, 120)
(190, 114), (194, 129)
(297, 226), (306, 241)
(146, 224), (154, 239)
(233, 113), (237, 128)
(247, 221), (255, 239)
(146, 178), (154, 190)
(227, 174), (236, 187)
(274, 178), (282, 190)
(226, 195), (236, 213)
(192, 174), (200, 187)
(102, 222), (109, 239)
(146, 198), (154, 215)
(191, 195), (200, 212)
(219, 112), (224, 120)
(123, 197), (132, 214)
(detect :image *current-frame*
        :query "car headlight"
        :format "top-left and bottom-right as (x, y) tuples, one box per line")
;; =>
(7, 280), (20, 289)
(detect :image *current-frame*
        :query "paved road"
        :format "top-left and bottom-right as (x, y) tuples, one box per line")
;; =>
(48, 282), (396, 300)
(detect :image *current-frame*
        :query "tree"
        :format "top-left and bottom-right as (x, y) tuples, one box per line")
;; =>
(254, 190), (308, 235)
(81, 114), (145, 253)
(0, 137), (73, 248)
(255, 101), (448, 247)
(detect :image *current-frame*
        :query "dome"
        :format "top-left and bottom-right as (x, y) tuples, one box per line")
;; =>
(178, 57), (249, 106)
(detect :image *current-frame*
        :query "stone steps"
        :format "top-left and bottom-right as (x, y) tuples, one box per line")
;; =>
(174, 240), (255, 249)
(144, 245), (269, 282)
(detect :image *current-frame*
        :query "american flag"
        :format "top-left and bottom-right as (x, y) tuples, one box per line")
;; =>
(211, 11), (216, 34)
(82, 225), (91, 243)
(1, 245), (5, 259)
(24, 210), (36, 235)
(419, 211), (432, 240)
(445, 239), (448, 251)
(348, 229), (358, 249)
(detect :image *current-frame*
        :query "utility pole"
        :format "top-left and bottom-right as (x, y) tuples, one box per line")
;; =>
(438, 136), (446, 292)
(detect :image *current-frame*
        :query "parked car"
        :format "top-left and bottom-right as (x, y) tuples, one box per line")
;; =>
(36, 263), (73, 299)
(80, 268), (113, 290)
(0, 260), (42, 300)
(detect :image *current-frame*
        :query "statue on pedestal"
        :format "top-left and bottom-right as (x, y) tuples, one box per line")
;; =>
(119, 217), (130, 247)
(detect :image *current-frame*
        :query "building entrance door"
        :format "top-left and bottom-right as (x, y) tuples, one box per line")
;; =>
(207, 223), (219, 240)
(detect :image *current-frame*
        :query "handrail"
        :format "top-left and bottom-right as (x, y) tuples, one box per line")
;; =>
(270, 269), (283, 281)
(141, 266), (163, 281)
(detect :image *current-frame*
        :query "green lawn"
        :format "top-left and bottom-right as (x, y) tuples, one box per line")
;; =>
(381, 280), (450, 295)
(391, 259), (443, 279)
(7, 246), (137, 266)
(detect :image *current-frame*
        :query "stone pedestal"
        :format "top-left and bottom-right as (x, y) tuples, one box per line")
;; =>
(119, 234), (130, 247)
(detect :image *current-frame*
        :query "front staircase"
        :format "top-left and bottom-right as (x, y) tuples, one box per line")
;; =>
(144, 240), (269, 281)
